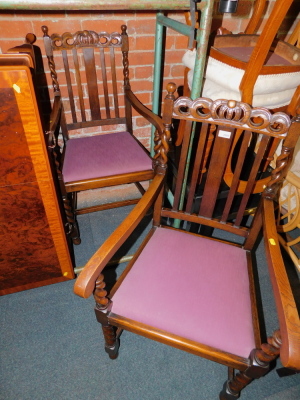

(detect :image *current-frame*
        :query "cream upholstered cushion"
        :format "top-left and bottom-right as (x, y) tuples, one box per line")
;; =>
(183, 49), (300, 109)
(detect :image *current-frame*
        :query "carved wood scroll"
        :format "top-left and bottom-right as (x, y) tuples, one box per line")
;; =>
(50, 30), (123, 50)
(172, 97), (291, 137)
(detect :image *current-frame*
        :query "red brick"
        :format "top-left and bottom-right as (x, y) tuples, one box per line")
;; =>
(133, 135), (150, 150)
(165, 49), (186, 65)
(167, 12), (186, 22)
(0, 20), (33, 39)
(219, 18), (243, 34)
(17, 12), (43, 19)
(101, 124), (121, 132)
(170, 64), (185, 78)
(135, 115), (152, 127)
(162, 64), (171, 77)
(81, 19), (126, 34)
(32, 18), (82, 38)
(0, 39), (24, 53)
(134, 65), (153, 80)
(135, 36), (155, 51)
(165, 35), (175, 50)
(129, 51), (154, 66)
(131, 92), (151, 106)
(127, 18), (156, 35)
(175, 34), (189, 50)
(132, 79), (153, 92)
(134, 126), (152, 138)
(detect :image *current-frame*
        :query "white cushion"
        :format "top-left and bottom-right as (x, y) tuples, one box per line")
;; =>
(183, 49), (300, 108)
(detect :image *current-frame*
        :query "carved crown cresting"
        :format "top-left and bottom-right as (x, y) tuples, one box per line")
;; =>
(50, 30), (123, 50)
(173, 97), (291, 137)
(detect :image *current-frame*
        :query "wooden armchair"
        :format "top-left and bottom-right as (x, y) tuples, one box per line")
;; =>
(42, 25), (163, 244)
(74, 83), (300, 399)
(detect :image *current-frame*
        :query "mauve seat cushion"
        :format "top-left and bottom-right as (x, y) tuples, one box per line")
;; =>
(218, 46), (292, 65)
(112, 227), (256, 359)
(62, 132), (152, 183)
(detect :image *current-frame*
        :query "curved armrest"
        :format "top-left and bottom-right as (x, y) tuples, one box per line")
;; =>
(263, 197), (300, 370)
(126, 89), (164, 134)
(74, 174), (165, 299)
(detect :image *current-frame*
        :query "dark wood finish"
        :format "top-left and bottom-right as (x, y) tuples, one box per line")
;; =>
(179, 0), (300, 201)
(0, 54), (74, 295)
(74, 83), (300, 398)
(42, 24), (164, 245)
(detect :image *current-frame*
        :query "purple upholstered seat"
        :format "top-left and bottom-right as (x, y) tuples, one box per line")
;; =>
(218, 46), (292, 65)
(62, 132), (153, 183)
(111, 227), (256, 359)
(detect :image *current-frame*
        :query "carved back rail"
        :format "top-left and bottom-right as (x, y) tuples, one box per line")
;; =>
(161, 91), (295, 238)
(42, 25), (130, 133)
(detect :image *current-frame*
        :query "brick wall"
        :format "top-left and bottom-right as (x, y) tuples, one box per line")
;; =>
(0, 1), (299, 148)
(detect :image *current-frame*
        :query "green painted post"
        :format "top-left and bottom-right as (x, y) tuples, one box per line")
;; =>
(178, 0), (214, 211)
(151, 13), (165, 157)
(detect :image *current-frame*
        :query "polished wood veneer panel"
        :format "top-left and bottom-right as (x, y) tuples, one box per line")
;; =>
(0, 62), (74, 295)
(0, 87), (36, 186)
(0, 183), (62, 290)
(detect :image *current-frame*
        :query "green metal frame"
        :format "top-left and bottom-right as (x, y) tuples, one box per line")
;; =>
(152, 2), (214, 211)
(0, 0), (194, 11)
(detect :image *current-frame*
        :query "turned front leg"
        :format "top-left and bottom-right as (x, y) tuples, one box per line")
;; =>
(220, 330), (282, 399)
(94, 274), (120, 359)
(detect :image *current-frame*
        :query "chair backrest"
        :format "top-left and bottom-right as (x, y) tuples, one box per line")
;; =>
(211, 0), (299, 105)
(288, 19), (300, 49)
(42, 25), (132, 136)
(159, 83), (300, 250)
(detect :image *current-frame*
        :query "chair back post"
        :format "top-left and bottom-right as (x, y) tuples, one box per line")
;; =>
(154, 82), (177, 174)
(42, 25), (60, 94)
(121, 25), (130, 90)
(121, 25), (133, 134)
(244, 0), (267, 35)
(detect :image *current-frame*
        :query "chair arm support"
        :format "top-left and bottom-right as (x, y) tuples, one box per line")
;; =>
(262, 197), (300, 370)
(126, 89), (164, 134)
(48, 94), (62, 134)
(73, 174), (165, 299)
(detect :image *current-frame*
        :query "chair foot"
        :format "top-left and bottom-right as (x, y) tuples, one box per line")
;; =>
(219, 381), (241, 400)
(72, 236), (81, 245)
(219, 368), (253, 400)
(105, 338), (120, 360)
(102, 324), (120, 360)
(63, 195), (81, 245)
(219, 331), (282, 400)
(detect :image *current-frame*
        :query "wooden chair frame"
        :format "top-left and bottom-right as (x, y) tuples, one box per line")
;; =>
(74, 84), (300, 399)
(42, 24), (163, 244)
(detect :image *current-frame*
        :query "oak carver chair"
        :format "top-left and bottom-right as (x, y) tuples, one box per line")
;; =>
(42, 25), (163, 244)
(74, 83), (300, 399)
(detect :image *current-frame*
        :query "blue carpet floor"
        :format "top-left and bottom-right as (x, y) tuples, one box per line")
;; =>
(1, 204), (300, 400)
